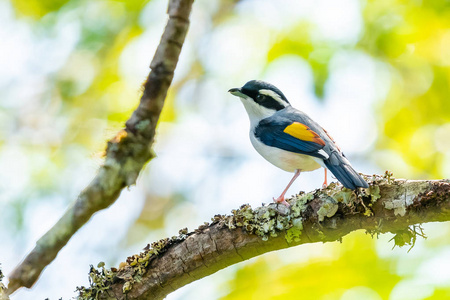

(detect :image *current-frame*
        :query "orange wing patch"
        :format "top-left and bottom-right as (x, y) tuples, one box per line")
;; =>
(283, 122), (326, 146)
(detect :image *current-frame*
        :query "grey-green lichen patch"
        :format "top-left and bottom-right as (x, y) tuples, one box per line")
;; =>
(219, 204), (280, 241)
(325, 188), (355, 205)
(123, 281), (133, 293)
(322, 174), (387, 217)
(100, 157), (123, 193)
(77, 228), (191, 299)
(135, 119), (151, 133)
(121, 157), (144, 186)
(366, 171), (395, 186)
(383, 181), (430, 216)
(285, 218), (303, 243)
(291, 192), (314, 215)
(384, 199), (407, 216)
(0, 265), (7, 300)
(76, 262), (118, 299)
(103, 129), (154, 190)
(366, 185), (381, 203)
(78, 192), (317, 299)
(404, 182), (430, 206)
(77, 177), (394, 298)
(317, 196), (339, 222)
(215, 191), (315, 243)
(224, 174), (389, 243)
(390, 225), (427, 251)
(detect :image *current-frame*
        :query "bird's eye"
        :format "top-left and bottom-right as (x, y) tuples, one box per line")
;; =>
(256, 94), (264, 102)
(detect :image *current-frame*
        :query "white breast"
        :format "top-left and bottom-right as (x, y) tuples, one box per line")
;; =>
(250, 133), (323, 173)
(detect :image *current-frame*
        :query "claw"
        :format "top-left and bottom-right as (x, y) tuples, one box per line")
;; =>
(273, 196), (290, 207)
(272, 169), (300, 207)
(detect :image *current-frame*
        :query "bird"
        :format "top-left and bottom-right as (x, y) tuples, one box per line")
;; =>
(229, 80), (368, 206)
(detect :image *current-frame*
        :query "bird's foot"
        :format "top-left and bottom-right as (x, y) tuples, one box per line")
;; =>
(322, 168), (328, 189)
(273, 196), (290, 207)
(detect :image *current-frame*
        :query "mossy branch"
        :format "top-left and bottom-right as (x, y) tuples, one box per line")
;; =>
(0, 267), (8, 300)
(77, 176), (450, 300)
(7, 0), (194, 295)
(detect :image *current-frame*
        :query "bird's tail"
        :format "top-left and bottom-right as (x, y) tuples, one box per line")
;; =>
(324, 152), (368, 190)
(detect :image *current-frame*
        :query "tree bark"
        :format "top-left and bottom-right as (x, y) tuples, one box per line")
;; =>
(0, 269), (8, 300)
(7, 0), (194, 294)
(76, 177), (450, 300)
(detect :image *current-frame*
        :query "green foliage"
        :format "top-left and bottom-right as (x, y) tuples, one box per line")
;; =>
(222, 231), (401, 300)
(360, 0), (450, 178)
(265, 0), (450, 178)
(10, 0), (148, 19)
(10, 0), (71, 18)
(268, 23), (333, 99)
(3, 0), (450, 299)
(2, 0), (149, 231)
(425, 289), (450, 300)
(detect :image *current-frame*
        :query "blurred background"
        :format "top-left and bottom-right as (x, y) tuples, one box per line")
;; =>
(0, 0), (450, 299)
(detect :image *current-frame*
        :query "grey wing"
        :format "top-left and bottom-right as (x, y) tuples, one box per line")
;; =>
(277, 107), (369, 189)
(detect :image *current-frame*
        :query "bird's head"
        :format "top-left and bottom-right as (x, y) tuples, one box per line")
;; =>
(229, 80), (290, 124)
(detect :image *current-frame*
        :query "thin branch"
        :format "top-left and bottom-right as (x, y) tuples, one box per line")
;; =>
(77, 177), (449, 300)
(7, 0), (195, 294)
(0, 267), (8, 300)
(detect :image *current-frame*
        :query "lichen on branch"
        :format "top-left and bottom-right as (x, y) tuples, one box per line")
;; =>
(7, 0), (195, 295)
(76, 176), (450, 300)
(0, 266), (8, 300)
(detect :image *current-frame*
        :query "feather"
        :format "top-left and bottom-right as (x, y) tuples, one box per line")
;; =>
(324, 152), (368, 189)
(255, 120), (328, 160)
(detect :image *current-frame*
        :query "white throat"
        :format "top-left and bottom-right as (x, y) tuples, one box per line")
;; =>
(239, 96), (276, 128)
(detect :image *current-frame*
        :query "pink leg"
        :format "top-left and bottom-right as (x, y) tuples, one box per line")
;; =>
(273, 169), (301, 207)
(322, 168), (328, 189)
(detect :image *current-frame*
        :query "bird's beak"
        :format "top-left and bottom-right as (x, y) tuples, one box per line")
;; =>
(228, 87), (245, 97)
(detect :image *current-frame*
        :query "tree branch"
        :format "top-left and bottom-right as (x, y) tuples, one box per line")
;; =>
(76, 177), (450, 300)
(7, 0), (194, 294)
(0, 267), (8, 300)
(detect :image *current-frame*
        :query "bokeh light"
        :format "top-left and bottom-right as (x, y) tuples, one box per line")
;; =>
(1, 0), (449, 299)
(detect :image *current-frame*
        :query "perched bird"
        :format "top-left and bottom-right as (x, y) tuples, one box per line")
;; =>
(229, 80), (368, 206)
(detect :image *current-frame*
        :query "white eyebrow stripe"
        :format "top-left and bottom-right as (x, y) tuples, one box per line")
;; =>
(259, 89), (288, 107)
